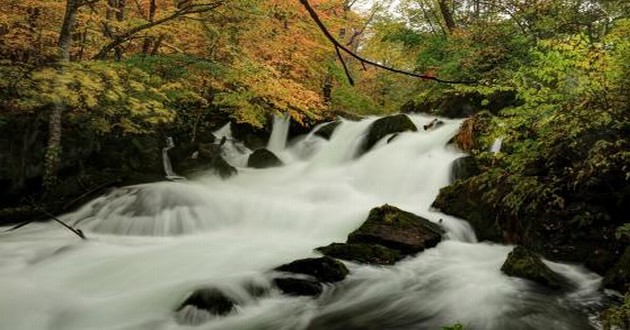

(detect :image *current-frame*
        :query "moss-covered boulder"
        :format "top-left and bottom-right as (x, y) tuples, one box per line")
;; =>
(316, 242), (403, 265)
(175, 288), (235, 325)
(450, 156), (479, 183)
(603, 246), (630, 293)
(275, 256), (349, 283)
(247, 148), (283, 169)
(501, 246), (565, 289)
(432, 180), (502, 242)
(273, 277), (323, 297)
(314, 121), (341, 140)
(359, 114), (417, 155)
(401, 89), (519, 118)
(347, 205), (443, 255)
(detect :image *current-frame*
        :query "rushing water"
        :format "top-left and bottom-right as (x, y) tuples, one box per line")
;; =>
(0, 114), (602, 330)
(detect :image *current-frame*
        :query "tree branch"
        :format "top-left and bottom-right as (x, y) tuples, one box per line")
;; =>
(299, 0), (475, 85)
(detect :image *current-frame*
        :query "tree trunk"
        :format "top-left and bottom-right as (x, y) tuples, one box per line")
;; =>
(438, 0), (456, 34)
(44, 0), (78, 189)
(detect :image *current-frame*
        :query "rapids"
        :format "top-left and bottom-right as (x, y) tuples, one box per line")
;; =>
(0, 114), (603, 330)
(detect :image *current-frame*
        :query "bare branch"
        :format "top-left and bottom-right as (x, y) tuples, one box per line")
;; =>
(299, 0), (476, 85)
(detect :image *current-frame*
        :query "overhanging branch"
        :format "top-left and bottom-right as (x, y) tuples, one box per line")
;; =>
(299, 0), (476, 85)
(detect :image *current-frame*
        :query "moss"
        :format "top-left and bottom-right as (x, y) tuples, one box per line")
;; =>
(316, 243), (402, 265)
(501, 246), (565, 289)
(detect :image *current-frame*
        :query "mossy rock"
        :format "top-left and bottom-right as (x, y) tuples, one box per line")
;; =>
(501, 246), (565, 289)
(347, 204), (443, 255)
(359, 114), (417, 155)
(247, 148), (283, 169)
(450, 156), (479, 183)
(603, 246), (630, 293)
(314, 121), (341, 140)
(273, 277), (323, 297)
(316, 242), (402, 265)
(275, 256), (349, 283)
(432, 180), (502, 242)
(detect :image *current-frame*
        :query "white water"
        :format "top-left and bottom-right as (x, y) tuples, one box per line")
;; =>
(0, 114), (601, 330)
(267, 113), (290, 154)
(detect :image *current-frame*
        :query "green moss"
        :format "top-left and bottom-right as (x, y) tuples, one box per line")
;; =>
(501, 246), (565, 289)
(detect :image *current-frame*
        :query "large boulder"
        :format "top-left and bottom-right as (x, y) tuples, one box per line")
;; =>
(603, 246), (630, 293)
(316, 242), (402, 265)
(275, 256), (349, 283)
(314, 121), (341, 140)
(451, 156), (479, 183)
(501, 246), (565, 289)
(432, 180), (503, 242)
(247, 148), (283, 169)
(401, 89), (520, 118)
(273, 277), (323, 297)
(347, 205), (443, 255)
(172, 141), (237, 179)
(359, 114), (417, 155)
(175, 288), (235, 325)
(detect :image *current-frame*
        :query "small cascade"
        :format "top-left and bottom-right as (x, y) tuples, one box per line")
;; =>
(212, 123), (251, 167)
(267, 113), (290, 154)
(490, 136), (503, 153)
(162, 137), (184, 180)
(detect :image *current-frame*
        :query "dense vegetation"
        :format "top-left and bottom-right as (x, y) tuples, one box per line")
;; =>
(1, 0), (629, 326)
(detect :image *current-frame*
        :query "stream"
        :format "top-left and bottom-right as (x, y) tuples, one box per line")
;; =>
(0, 114), (603, 330)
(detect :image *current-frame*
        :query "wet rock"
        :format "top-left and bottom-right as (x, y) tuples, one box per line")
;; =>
(316, 242), (402, 265)
(450, 156), (479, 183)
(174, 142), (237, 179)
(175, 288), (235, 324)
(432, 180), (502, 242)
(273, 277), (323, 297)
(247, 148), (283, 169)
(603, 246), (630, 293)
(422, 118), (444, 131)
(347, 205), (443, 255)
(360, 114), (417, 155)
(314, 121), (341, 140)
(275, 256), (349, 283)
(501, 246), (565, 289)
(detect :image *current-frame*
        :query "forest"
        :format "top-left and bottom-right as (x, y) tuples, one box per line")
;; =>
(0, 0), (628, 329)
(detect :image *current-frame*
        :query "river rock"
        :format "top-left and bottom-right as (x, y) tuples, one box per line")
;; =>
(273, 277), (323, 297)
(359, 114), (417, 155)
(175, 288), (235, 324)
(347, 205), (443, 255)
(316, 242), (402, 265)
(314, 121), (341, 140)
(247, 148), (283, 169)
(451, 156), (479, 182)
(501, 246), (565, 289)
(275, 256), (349, 283)
(603, 246), (630, 293)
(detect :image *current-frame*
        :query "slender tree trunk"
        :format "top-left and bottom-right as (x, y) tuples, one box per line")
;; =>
(438, 0), (456, 34)
(44, 0), (78, 189)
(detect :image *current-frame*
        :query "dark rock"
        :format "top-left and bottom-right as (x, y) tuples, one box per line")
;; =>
(432, 180), (503, 242)
(247, 148), (283, 169)
(231, 121), (270, 150)
(172, 141), (237, 179)
(275, 256), (349, 283)
(273, 277), (323, 297)
(603, 246), (630, 293)
(316, 243), (402, 265)
(501, 246), (565, 289)
(422, 118), (444, 131)
(176, 288), (235, 316)
(360, 114), (418, 155)
(347, 205), (443, 255)
(451, 156), (479, 182)
(314, 121), (341, 140)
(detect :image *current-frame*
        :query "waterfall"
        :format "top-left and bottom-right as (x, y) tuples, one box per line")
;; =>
(490, 136), (503, 153)
(162, 137), (184, 180)
(0, 114), (602, 330)
(267, 113), (290, 154)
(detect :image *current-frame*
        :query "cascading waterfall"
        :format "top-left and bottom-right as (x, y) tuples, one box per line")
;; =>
(267, 113), (290, 154)
(0, 114), (602, 330)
